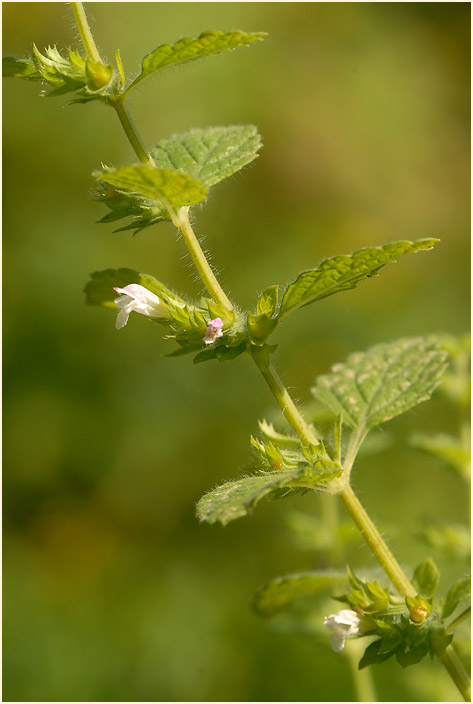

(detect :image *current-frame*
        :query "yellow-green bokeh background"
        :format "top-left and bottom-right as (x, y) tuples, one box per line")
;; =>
(3, 3), (470, 701)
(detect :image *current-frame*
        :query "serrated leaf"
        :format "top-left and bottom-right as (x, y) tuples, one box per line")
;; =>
(94, 165), (208, 216)
(443, 575), (471, 619)
(412, 557), (440, 598)
(128, 30), (266, 91)
(279, 239), (438, 321)
(3, 56), (38, 78)
(84, 267), (187, 310)
(253, 571), (347, 616)
(151, 125), (262, 189)
(312, 337), (448, 432)
(197, 463), (341, 526)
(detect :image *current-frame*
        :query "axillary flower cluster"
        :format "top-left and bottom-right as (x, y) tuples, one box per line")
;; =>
(114, 283), (223, 345)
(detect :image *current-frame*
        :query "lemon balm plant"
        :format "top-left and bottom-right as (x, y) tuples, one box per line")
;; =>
(4, 3), (470, 700)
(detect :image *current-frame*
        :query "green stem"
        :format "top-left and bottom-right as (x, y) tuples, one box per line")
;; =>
(71, 2), (102, 63)
(250, 348), (319, 447)
(173, 207), (233, 311)
(441, 645), (471, 702)
(346, 640), (377, 702)
(248, 351), (470, 699)
(339, 484), (416, 597)
(447, 607), (471, 634)
(112, 98), (155, 166)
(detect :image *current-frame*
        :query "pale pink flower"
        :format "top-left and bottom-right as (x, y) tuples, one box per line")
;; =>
(114, 284), (170, 329)
(203, 317), (224, 345)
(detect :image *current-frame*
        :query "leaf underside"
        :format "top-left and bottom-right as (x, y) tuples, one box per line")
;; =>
(312, 337), (448, 431)
(279, 239), (439, 320)
(128, 30), (266, 90)
(253, 571), (348, 617)
(197, 463), (341, 526)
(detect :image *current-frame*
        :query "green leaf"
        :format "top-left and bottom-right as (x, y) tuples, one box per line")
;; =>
(128, 30), (266, 91)
(359, 639), (397, 669)
(428, 624), (453, 658)
(94, 165), (208, 216)
(151, 125), (262, 189)
(279, 239), (438, 321)
(256, 285), (279, 317)
(3, 56), (37, 78)
(197, 463), (341, 526)
(443, 575), (471, 619)
(253, 571), (347, 616)
(84, 267), (186, 310)
(312, 336), (448, 432)
(412, 557), (440, 598)
(410, 432), (470, 480)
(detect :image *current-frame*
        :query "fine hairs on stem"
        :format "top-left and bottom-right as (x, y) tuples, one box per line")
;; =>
(5, 3), (470, 701)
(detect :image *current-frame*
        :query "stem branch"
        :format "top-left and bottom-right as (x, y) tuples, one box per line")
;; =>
(71, 2), (102, 63)
(174, 207), (233, 311)
(112, 99), (155, 166)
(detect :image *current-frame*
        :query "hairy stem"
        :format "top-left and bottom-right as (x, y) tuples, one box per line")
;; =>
(173, 207), (233, 311)
(112, 98), (155, 166)
(71, 2), (102, 64)
(339, 484), (416, 597)
(251, 348), (319, 446)
(72, 4), (470, 696)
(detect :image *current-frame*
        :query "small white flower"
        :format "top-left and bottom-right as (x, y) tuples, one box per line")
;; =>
(323, 609), (361, 652)
(114, 284), (170, 330)
(203, 317), (224, 345)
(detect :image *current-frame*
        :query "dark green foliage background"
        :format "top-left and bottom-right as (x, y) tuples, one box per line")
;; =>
(3, 3), (469, 701)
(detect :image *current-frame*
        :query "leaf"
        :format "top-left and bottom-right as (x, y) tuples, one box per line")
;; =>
(197, 463), (341, 526)
(412, 557), (440, 598)
(253, 571), (347, 616)
(312, 337), (448, 432)
(128, 30), (267, 91)
(279, 239), (438, 321)
(443, 575), (471, 619)
(359, 639), (397, 669)
(151, 125), (262, 189)
(256, 285), (279, 317)
(3, 56), (38, 78)
(84, 268), (187, 310)
(410, 432), (470, 479)
(94, 165), (208, 215)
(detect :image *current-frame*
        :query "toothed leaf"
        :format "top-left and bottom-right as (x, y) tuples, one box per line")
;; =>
(312, 337), (448, 432)
(279, 239), (438, 320)
(128, 30), (266, 91)
(151, 125), (262, 188)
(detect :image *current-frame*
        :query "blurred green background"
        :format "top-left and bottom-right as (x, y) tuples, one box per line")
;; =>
(3, 3), (470, 701)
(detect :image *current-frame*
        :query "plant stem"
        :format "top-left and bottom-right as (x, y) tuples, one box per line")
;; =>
(173, 207), (233, 311)
(112, 98), (155, 166)
(71, 2), (102, 64)
(249, 351), (470, 699)
(346, 640), (377, 702)
(339, 484), (416, 597)
(81, 1), (469, 692)
(250, 349), (319, 446)
(441, 645), (471, 702)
